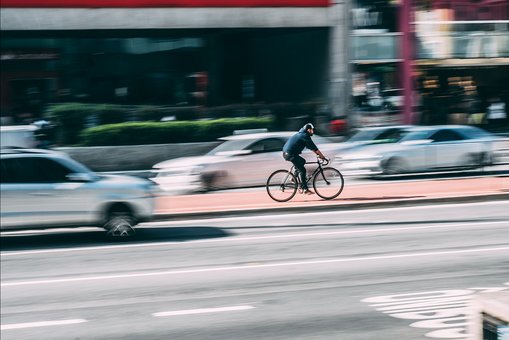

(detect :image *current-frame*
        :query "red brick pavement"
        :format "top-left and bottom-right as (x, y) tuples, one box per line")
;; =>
(156, 176), (509, 216)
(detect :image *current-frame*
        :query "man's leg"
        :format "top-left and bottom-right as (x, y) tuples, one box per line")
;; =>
(291, 156), (308, 190)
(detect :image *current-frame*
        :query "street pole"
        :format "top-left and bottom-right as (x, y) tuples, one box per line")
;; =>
(329, 0), (351, 124)
(400, 0), (414, 124)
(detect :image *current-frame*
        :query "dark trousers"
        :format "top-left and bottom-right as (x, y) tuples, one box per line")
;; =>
(283, 153), (308, 190)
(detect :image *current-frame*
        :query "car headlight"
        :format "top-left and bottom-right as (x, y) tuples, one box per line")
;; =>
(154, 166), (203, 177)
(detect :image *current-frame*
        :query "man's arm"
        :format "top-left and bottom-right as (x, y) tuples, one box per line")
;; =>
(314, 149), (326, 160)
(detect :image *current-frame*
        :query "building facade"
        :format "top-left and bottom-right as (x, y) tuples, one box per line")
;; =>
(412, 0), (509, 126)
(1, 0), (508, 129)
(0, 0), (350, 127)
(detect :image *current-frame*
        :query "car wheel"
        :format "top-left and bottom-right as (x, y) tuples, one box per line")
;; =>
(201, 171), (226, 191)
(104, 210), (136, 238)
(201, 172), (216, 191)
(480, 152), (493, 167)
(463, 152), (489, 169)
(383, 158), (406, 175)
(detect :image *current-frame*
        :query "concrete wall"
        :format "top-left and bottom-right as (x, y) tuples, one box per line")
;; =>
(56, 142), (220, 172)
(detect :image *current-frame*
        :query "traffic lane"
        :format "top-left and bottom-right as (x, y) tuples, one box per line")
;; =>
(2, 214), (508, 339)
(1, 214), (508, 283)
(2, 201), (508, 252)
(1, 244), (508, 340)
(2, 201), (509, 281)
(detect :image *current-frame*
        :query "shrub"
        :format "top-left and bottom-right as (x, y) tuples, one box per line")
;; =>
(79, 117), (275, 146)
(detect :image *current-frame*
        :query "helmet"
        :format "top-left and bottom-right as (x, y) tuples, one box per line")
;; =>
(305, 123), (315, 131)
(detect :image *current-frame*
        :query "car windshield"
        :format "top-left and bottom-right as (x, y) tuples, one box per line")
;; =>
(347, 128), (408, 143)
(206, 139), (257, 155)
(400, 130), (433, 142)
(347, 129), (384, 142)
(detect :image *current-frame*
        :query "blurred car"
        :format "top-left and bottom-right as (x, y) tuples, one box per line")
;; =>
(151, 131), (345, 193)
(151, 127), (416, 193)
(0, 148), (157, 237)
(335, 125), (506, 176)
(341, 125), (413, 148)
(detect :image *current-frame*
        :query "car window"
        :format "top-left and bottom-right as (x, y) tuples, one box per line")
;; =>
(0, 157), (72, 183)
(376, 128), (409, 142)
(430, 130), (464, 143)
(1, 158), (19, 183)
(248, 138), (285, 153)
(459, 126), (491, 139)
(347, 129), (382, 142)
(207, 139), (256, 155)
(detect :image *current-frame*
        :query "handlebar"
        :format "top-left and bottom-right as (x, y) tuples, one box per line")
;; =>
(299, 157), (330, 166)
(316, 157), (330, 166)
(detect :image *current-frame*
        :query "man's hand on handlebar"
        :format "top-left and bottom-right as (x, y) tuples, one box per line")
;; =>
(315, 149), (326, 160)
(317, 156), (330, 165)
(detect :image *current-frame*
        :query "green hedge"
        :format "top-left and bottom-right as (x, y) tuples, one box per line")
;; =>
(46, 101), (323, 145)
(79, 117), (275, 146)
(46, 103), (198, 144)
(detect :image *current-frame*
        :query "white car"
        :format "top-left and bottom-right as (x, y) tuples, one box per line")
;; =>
(335, 125), (508, 176)
(1, 148), (157, 237)
(151, 131), (341, 193)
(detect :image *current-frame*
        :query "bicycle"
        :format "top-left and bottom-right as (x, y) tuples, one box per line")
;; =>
(266, 158), (344, 202)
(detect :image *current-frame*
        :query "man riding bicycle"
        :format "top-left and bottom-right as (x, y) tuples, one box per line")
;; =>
(282, 123), (326, 195)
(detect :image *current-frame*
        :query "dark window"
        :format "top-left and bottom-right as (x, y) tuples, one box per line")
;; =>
(0, 157), (72, 183)
(1, 159), (18, 183)
(376, 128), (408, 141)
(430, 130), (464, 143)
(249, 138), (285, 153)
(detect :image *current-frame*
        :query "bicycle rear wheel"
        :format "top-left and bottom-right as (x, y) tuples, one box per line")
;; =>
(313, 167), (344, 200)
(266, 170), (298, 202)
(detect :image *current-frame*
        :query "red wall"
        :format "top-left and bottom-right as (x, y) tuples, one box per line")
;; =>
(1, 0), (330, 7)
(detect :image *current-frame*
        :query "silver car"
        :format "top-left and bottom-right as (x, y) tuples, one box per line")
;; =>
(151, 131), (341, 193)
(336, 125), (509, 176)
(1, 148), (157, 237)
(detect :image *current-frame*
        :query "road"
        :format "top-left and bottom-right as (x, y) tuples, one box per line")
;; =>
(1, 201), (509, 339)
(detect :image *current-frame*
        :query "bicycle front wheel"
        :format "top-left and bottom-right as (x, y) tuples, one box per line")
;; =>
(313, 167), (344, 200)
(266, 170), (298, 202)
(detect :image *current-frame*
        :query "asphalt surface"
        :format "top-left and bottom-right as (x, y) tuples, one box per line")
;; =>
(1, 202), (508, 339)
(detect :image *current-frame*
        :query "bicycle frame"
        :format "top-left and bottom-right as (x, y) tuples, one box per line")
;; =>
(289, 158), (330, 187)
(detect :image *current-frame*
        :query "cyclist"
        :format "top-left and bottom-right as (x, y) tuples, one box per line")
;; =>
(282, 123), (326, 195)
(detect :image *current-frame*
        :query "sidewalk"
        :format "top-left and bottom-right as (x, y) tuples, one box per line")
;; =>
(155, 175), (509, 220)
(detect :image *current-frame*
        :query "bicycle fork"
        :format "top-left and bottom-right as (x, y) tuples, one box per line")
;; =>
(317, 168), (331, 186)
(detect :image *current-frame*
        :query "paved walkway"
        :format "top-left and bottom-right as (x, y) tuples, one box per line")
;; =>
(155, 175), (509, 218)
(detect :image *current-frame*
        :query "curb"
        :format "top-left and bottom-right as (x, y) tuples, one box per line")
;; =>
(153, 192), (509, 221)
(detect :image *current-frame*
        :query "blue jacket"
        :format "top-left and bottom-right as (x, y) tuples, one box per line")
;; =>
(283, 126), (318, 155)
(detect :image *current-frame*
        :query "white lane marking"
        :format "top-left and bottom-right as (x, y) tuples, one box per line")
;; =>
(2, 220), (507, 258)
(362, 284), (509, 339)
(153, 305), (255, 317)
(2, 246), (508, 287)
(1, 319), (87, 331)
